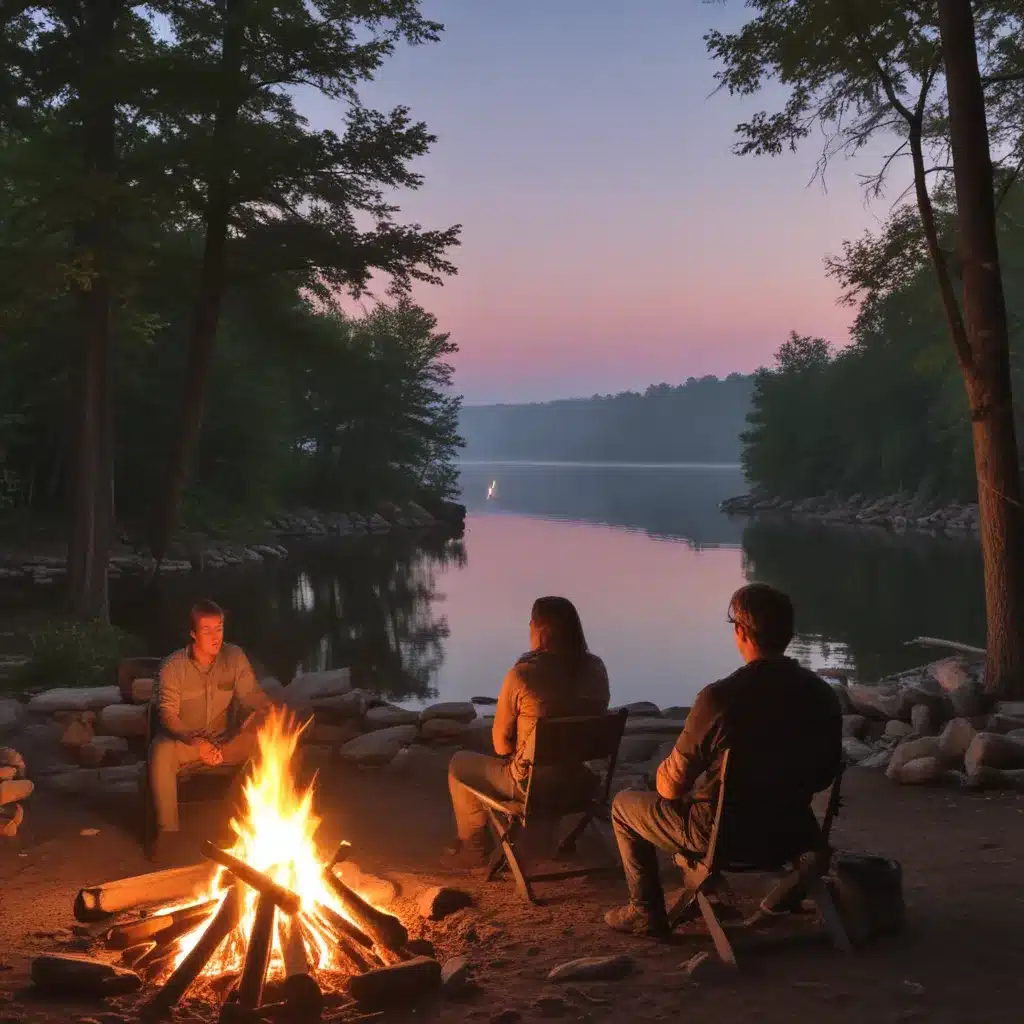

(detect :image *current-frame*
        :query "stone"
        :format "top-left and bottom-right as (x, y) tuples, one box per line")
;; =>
(365, 704), (420, 730)
(338, 724), (416, 766)
(927, 657), (986, 717)
(846, 682), (913, 721)
(963, 766), (1024, 792)
(95, 704), (147, 738)
(996, 700), (1024, 719)
(30, 954), (141, 997)
(308, 721), (361, 746)
(285, 668), (352, 703)
(986, 713), (1024, 734)
(842, 737), (874, 764)
(890, 756), (949, 785)
(441, 955), (471, 992)
(547, 955), (635, 982)
(938, 718), (977, 762)
(60, 718), (94, 750)
(532, 995), (570, 1017)
(347, 957), (441, 1008)
(405, 938), (436, 958)
(310, 690), (369, 722)
(884, 720), (914, 741)
(662, 705), (691, 720)
(421, 701), (477, 724)
(0, 748), (25, 776)
(0, 698), (24, 736)
(857, 748), (891, 769)
(910, 703), (934, 736)
(614, 701), (661, 717)
(27, 687), (122, 714)
(77, 736), (130, 768)
(458, 718), (495, 754)
(618, 734), (665, 764)
(418, 885), (474, 920)
(471, 695), (498, 705)
(842, 714), (867, 739)
(129, 678), (154, 704)
(0, 778), (33, 805)
(623, 716), (682, 736)
(419, 717), (469, 743)
(964, 732), (1024, 778)
(886, 736), (941, 780)
(0, 803), (24, 836)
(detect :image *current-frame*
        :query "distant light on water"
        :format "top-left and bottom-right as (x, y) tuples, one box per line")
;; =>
(486, 479), (497, 500)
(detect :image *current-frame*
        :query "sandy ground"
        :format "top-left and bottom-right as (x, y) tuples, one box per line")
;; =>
(2, 738), (1024, 1024)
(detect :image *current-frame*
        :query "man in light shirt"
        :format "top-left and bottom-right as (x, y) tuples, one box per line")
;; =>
(148, 599), (273, 862)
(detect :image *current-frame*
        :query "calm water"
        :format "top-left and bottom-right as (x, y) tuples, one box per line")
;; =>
(111, 462), (987, 709)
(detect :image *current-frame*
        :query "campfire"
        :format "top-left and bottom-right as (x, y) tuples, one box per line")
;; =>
(80, 709), (416, 1018)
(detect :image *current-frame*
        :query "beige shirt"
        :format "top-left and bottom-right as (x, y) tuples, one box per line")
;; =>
(492, 650), (610, 783)
(157, 643), (272, 744)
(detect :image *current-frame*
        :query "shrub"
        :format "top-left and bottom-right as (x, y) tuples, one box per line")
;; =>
(14, 619), (145, 691)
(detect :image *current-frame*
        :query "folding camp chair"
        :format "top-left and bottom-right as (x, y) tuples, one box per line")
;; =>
(462, 708), (628, 904)
(667, 749), (852, 966)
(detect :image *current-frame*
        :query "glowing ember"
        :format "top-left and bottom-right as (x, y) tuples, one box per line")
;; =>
(486, 479), (497, 500)
(157, 708), (374, 986)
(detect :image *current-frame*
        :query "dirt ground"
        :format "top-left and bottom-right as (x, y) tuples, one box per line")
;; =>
(2, 739), (1024, 1024)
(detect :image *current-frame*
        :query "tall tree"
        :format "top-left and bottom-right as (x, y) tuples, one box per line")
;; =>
(935, 0), (1023, 695)
(707, 0), (1024, 696)
(149, 0), (457, 565)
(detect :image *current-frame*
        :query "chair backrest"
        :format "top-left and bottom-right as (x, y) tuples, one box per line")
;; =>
(520, 708), (628, 816)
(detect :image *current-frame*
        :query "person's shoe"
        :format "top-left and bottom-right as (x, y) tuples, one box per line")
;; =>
(440, 837), (491, 872)
(604, 903), (670, 939)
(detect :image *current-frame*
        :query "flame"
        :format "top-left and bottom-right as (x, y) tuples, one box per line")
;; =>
(486, 479), (497, 500)
(161, 708), (372, 985)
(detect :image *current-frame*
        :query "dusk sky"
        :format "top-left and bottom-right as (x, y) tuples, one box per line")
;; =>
(300, 1), (905, 404)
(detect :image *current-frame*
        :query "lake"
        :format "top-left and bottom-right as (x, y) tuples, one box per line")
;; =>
(111, 462), (987, 709)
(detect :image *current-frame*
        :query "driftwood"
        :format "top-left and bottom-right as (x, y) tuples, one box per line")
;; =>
(143, 887), (242, 1013)
(906, 636), (986, 656)
(105, 899), (218, 948)
(321, 848), (407, 955)
(75, 862), (216, 921)
(202, 842), (302, 914)
(237, 894), (277, 1010)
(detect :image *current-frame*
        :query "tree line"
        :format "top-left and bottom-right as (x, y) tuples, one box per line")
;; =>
(713, 0), (1024, 697)
(0, 1), (462, 621)
(459, 375), (753, 464)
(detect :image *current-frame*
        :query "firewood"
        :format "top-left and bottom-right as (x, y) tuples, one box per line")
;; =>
(202, 842), (302, 914)
(105, 898), (219, 948)
(281, 915), (309, 978)
(142, 886), (242, 1013)
(237, 893), (276, 1009)
(30, 954), (142, 998)
(346, 957), (441, 1009)
(321, 863), (407, 955)
(75, 862), (216, 921)
(312, 904), (378, 972)
(120, 941), (157, 967)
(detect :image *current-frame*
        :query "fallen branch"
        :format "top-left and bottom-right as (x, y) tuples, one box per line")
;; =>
(905, 636), (986, 656)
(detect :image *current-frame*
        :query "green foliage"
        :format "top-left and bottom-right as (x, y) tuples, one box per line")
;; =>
(14, 619), (144, 691)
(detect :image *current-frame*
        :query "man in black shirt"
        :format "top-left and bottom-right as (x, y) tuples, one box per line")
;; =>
(604, 583), (842, 937)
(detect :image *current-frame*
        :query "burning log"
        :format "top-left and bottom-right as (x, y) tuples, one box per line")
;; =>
(105, 898), (219, 948)
(142, 886), (242, 1014)
(281, 916), (309, 978)
(74, 862), (216, 921)
(321, 846), (407, 956)
(312, 906), (376, 974)
(120, 941), (157, 967)
(237, 894), (276, 1010)
(202, 842), (302, 914)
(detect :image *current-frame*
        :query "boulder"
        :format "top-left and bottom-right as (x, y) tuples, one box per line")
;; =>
(614, 701), (661, 718)
(365, 704), (420, 730)
(662, 706), (691, 720)
(884, 720), (913, 741)
(890, 756), (950, 786)
(996, 700), (1024, 719)
(828, 683), (854, 715)
(963, 766), (1024, 792)
(458, 718), (495, 755)
(0, 698), (24, 736)
(440, 955), (471, 992)
(886, 736), (942, 780)
(617, 734), (667, 765)
(927, 657), (987, 717)
(986, 713), (1024, 734)
(858, 748), (893, 770)
(28, 686), (122, 714)
(847, 682), (913, 721)
(842, 714), (867, 739)
(417, 885), (473, 920)
(96, 703), (147, 738)
(338, 725), (417, 766)
(842, 737), (874, 765)
(623, 716), (682, 736)
(964, 732), (1024, 779)
(347, 957), (440, 1008)
(470, 695), (498, 706)
(0, 778), (33, 804)
(420, 701), (477, 724)
(308, 721), (361, 746)
(0, 802), (24, 836)
(77, 736), (131, 768)
(130, 677), (154, 704)
(418, 718), (469, 743)
(0, 747), (26, 776)
(937, 718), (977, 763)
(910, 703), (935, 736)
(311, 690), (370, 723)
(258, 675), (286, 703)
(285, 668), (352, 703)
(60, 717), (94, 751)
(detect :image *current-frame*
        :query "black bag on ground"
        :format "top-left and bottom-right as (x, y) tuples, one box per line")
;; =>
(828, 852), (905, 944)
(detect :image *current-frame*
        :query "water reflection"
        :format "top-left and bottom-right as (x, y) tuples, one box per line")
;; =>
(112, 533), (466, 702)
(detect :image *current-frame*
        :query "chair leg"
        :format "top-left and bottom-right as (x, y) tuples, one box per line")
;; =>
(697, 890), (738, 967)
(554, 811), (592, 857)
(483, 809), (534, 903)
(806, 874), (853, 952)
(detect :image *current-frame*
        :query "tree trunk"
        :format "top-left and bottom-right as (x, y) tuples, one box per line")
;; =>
(66, 0), (121, 621)
(150, 0), (243, 566)
(937, 0), (1024, 698)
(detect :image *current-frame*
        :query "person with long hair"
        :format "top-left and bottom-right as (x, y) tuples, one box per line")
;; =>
(444, 596), (610, 869)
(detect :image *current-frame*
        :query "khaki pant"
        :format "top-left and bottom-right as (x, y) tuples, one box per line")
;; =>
(149, 724), (258, 832)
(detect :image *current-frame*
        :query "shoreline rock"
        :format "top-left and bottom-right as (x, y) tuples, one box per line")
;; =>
(720, 492), (980, 536)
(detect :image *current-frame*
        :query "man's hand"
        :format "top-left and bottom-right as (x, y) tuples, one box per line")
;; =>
(197, 739), (223, 766)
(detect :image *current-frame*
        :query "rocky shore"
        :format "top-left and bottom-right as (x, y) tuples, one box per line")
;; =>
(720, 492), (980, 535)
(0, 498), (466, 588)
(3, 648), (1022, 841)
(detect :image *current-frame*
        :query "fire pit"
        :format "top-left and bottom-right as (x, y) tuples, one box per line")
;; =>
(74, 709), (422, 1019)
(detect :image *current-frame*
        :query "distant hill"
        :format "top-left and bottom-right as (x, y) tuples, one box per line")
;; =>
(459, 374), (753, 463)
